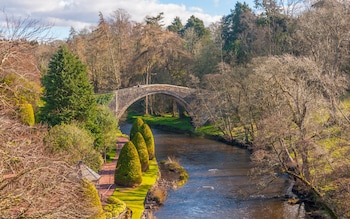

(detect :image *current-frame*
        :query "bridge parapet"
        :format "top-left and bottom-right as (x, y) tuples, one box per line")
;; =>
(108, 84), (197, 119)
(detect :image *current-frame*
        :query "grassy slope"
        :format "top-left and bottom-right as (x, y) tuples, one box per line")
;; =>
(129, 114), (231, 141)
(109, 159), (159, 219)
(128, 114), (194, 133)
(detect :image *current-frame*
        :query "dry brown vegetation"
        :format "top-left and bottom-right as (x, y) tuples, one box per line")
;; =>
(0, 117), (103, 218)
(0, 13), (104, 218)
(1, 1), (350, 218)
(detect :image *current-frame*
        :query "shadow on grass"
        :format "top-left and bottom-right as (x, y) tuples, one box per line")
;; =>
(110, 159), (159, 219)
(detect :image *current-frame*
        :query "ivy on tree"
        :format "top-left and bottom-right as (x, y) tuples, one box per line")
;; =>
(40, 45), (97, 128)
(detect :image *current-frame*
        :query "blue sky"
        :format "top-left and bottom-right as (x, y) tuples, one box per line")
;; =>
(0, 0), (255, 40)
(160, 0), (255, 16)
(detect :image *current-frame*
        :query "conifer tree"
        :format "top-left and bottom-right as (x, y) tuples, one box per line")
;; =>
(40, 45), (97, 128)
(129, 117), (144, 139)
(114, 141), (142, 187)
(131, 132), (149, 172)
(140, 123), (155, 160)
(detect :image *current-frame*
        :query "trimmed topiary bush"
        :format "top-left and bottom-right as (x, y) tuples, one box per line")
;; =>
(103, 196), (126, 219)
(129, 118), (144, 140)
(114, 141), (142, 187)
(131, 132), (149, 172)
(140, 123), (155, 160)
(82, 179), (106, 219)
(19, 103), (35, 126)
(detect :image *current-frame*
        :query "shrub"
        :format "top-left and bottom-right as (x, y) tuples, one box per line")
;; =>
(103, 196), (126, 219)
(162, 156), (189, 187)
(94, 105), (118, 162)
(151, 186), (167, 205)
(82, 179), (106, 219)
(19, 103), (35, 126)
(140, 123), (155, 160)
(131, 132), (149, 172)
(44, 123), (103, 171)
(129, 118), (144, 140)
(1, 73), (42, 114)
(106, 196), (124, 205)
(114, 141), (142, 187)
(95, 93), (115, 105)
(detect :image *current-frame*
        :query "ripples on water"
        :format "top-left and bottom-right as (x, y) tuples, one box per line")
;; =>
(120, 124), (305, 219)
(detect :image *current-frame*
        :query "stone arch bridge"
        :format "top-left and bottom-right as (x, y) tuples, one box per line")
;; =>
(108, 84), (200, 120)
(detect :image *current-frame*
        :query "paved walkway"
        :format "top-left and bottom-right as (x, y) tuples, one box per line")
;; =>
(98, 137), (129, 204)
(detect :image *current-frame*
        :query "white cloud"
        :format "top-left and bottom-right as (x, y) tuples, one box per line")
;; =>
(189, 7), (204, 13)
(213, 0), (220, 6)
(1, 0), (222, 39)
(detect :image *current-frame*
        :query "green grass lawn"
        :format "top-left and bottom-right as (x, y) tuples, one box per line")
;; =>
(128, 114), (252, 144)
(105, 147), (117, 163)
(109, 159), (159, 219)
(195, 124), (222, 136)
(128, 114), (194, 133)
(128, 114), (228, 137)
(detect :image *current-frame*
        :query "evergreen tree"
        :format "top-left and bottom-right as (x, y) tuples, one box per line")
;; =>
(131, 132), (149, 172)
(145, 12), (165, 26)
(167, 16), (183, 33)
(129, 117), (144, 140)
(140, 123), (155, 160)
(40, 45), (97, 128)
(114, 141), (142, 187)
(181, 15), (209, 39)
(221, 2), (254, 64)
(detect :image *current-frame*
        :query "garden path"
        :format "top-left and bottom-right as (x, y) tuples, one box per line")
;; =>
(98, 137), (129, 205)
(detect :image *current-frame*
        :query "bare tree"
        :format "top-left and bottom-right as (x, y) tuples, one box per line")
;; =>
(190, 62), (248, 141)
(0, 117), (102, 218)
(0, 11), (54, 118)
(0, 13), (104, 216)
(296, 0), (350, 74)
(0, 10), (53, 71)
(249, 54), (349, 218)
(294, 0), (350, 120)
(133, 20), (189, 115)
(108, 9), (136, 88)
(0, 10), (52, 42)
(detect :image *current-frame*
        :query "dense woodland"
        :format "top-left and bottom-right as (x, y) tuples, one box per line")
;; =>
(1, 0), (350, 218)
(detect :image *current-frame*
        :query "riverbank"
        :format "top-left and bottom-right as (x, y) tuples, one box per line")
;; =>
(125, 115), (321, 218)
(106, 122), (189, 219)
(143, 157), (189, 218)
(107, 158), (159, 219)
(126, 114), (249, 149)
(98, 135), (160, 219)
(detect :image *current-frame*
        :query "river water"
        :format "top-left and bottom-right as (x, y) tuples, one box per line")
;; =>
(120, 124), (305, 219)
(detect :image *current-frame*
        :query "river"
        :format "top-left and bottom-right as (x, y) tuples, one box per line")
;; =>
(120, 124), (305, 219)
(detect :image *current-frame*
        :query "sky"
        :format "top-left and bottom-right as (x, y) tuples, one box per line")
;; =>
(0, 0), (255, 40)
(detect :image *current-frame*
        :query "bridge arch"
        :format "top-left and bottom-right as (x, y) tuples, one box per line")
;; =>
(108, 84), (197, 119)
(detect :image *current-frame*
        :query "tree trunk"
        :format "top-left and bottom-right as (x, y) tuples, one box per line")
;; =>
(172, 100), (177, 117)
